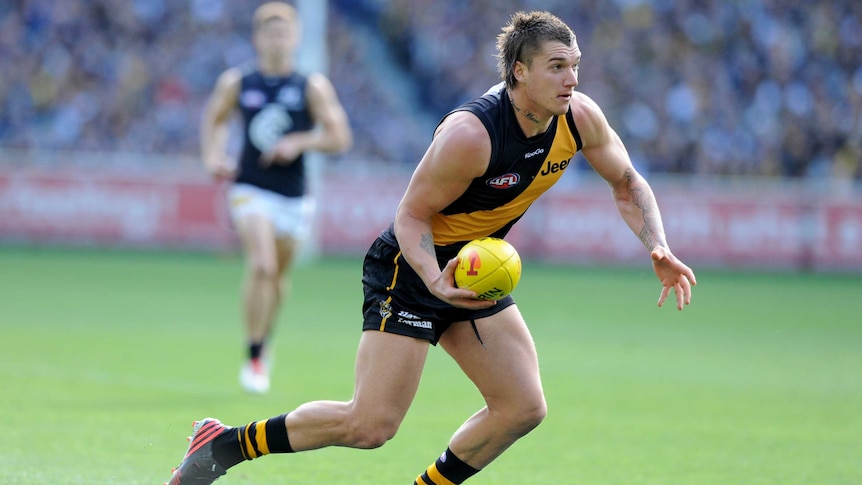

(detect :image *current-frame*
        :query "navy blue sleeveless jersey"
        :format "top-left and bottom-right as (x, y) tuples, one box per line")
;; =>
(235, 70), (313, 197)
(382, 83), (583, 256)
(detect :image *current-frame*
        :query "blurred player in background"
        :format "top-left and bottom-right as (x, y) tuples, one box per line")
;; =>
(200, 1), (352, 393)
(168, 10), (694, 485)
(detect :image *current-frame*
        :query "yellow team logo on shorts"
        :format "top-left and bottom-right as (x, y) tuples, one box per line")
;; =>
(378, 300), (392, 319)
(231, 195), (254, 208)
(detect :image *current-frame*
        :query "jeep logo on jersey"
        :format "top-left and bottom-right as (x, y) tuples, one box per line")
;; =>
(486, 173), (521, 189)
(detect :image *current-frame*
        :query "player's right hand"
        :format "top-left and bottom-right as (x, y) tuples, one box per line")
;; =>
(204, 153), (237, 181)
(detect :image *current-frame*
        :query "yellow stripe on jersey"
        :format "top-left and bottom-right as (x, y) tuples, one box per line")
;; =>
(432, 115), (578, 244)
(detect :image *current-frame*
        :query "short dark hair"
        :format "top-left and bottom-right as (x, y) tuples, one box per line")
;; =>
(496, 11), (576, 89)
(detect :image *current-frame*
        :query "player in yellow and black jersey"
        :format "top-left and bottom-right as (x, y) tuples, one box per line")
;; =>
(366, 81), (586, 342)
(167, 10), (696, 485)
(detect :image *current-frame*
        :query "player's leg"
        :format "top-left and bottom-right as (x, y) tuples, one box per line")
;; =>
(415, 305), (545, 484)
(251, 192), (312, 386)
(274, 234), (298, 311)
(264, 234), (298, 364)
(269, 191), (314, 334)
(166, 331), (430, 484)
(236, 212), (282, 341)
(284, 330), (429, 450)
(234, 211), (281, 392)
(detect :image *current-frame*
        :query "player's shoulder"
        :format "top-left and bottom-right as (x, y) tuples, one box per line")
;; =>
(568, 91), (608, 137)
(220, 61), (264, 86)
(431, 110), (491, 177)
(435, 84), (503, 139)
(215, 66), (244, 89)
(569, 91), (602, 119)
(305, 71), (337, 95)
(436, 110), (489, 144)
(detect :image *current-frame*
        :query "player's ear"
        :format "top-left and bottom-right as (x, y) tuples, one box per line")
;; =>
(513, 60), (527, 83)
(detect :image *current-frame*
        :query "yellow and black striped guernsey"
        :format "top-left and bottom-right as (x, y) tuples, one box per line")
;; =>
(430, 83), (583, 245)
(367, 82), (584, 338)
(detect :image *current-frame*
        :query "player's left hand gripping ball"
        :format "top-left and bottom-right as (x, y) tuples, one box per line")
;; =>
(454, 237), (521, 300)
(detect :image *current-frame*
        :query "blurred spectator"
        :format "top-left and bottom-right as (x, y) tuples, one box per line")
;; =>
(1, 0), (860, 179)
(341, 0), (862, 179)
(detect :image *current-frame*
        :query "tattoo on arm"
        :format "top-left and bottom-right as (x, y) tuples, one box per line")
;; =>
(420, 232), (435, 256)
(623, 169), (667, 251)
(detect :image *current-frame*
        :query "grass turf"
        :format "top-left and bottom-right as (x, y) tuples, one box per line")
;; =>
(0, 247), (859, 484)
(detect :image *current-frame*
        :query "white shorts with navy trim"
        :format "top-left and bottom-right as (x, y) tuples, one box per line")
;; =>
(227, 183), (315, 240)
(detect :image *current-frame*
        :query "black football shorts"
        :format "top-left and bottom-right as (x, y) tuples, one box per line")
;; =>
(361, 236), (515, 345)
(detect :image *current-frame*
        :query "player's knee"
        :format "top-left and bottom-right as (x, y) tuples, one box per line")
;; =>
(526, 398), (548, 429)
(344, 404), (403, 449)
(347, 419), (400, 449)
(500, 395), (547, 437)
(249, 258), (279, 280)
(517, 397), (548, 433)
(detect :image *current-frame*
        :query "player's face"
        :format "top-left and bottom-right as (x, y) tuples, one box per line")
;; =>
(520, 41), (581, 116)
(253, 18), (296, 59)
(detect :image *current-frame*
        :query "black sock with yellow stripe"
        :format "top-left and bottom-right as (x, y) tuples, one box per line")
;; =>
(415, 448), (479, 485)
(212, 413), (293, 469)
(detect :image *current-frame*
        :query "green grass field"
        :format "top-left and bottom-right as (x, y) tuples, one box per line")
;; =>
(1, 247), (860, 484)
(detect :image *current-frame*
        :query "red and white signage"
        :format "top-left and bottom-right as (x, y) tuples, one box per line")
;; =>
(0, 168), (235, 249)
(1, 165), (861, 272)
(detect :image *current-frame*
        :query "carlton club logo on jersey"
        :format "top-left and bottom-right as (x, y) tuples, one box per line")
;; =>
(486, 173), (520, 189)
(249, 103), (294, 153)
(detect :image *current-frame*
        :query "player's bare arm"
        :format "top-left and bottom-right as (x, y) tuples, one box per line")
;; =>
(573, 92), (696, 309)
(263, 73), (352, 165)
(200, 68), (241, 180)
(394, 112), (495, 309)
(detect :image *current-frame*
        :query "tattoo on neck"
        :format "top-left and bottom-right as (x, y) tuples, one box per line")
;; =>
(509, 96), (540, 124)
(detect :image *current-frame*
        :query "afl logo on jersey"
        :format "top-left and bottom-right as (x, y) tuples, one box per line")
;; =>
(240, 90), (266, 109)
(486, 173), (520, 189)
(249, 103), (294, 153)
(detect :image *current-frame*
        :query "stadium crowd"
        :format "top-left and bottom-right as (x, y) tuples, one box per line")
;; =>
(1, 0), (860, 179)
